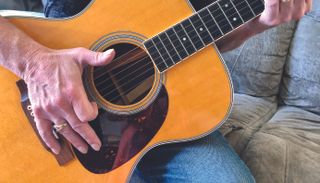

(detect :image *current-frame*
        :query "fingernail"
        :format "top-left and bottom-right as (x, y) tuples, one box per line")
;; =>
(91, 144), (101, 151)
(52, 148), (60, 155)
(104, 49), (115, 55)
(78, 146), (88, 154)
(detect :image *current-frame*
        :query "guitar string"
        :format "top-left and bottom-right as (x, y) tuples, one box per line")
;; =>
(94, 1), (261, 87)
(94, 2), (261, 91)
(96, 4), (261, 99)
(97, 5), (262, 100)
(93, 0), (258, 80)
(93, 0), (259, 75)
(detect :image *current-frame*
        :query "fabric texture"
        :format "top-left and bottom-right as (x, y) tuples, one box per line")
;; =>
(220, 2), (320, 183)
(43, 0), (91, 18)
(279, 6), (320, 115)
(0, 0), (43, 12)
(219, 94), (277, 155)
(222, 21), (297, 99)
(242, 107), (320, 183)
(132, 131), (255, 183)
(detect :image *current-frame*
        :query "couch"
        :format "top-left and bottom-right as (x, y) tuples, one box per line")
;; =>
(220, 1), (320, 182)
(1, 1), (319, 182)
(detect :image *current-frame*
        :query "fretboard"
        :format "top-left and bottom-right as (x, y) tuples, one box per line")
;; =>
(144, 0), (264, 72)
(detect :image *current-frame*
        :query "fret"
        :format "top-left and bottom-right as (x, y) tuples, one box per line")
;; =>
(190, 14), (213, 45)
(208, 3), (233, 34)
(144, 0), (265, 73)
(199, 8), (223, 40)
(218, 0), (243, 29)
(166, 28), (189, 59)
(181, 19), (205, 50)
(152, 36), (174, 67)
(144, 40), (167, 72)
(232, 0), (255, 22)
(246, 0), (265, 15)
(159, 32), (181, 64)
(173, 24), (196, 55)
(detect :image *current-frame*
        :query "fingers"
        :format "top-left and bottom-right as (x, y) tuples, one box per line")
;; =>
(293, 0), (306, 20)
(75, 48), (115, 66)
(62, 107), (102, 151)
(53, 120), (89, 154)
(72, 84), (99, 122)
(35, 118), (61, 154)
(280, 0), (294, 22)
(258, 0), (312, 28)
(305, 0), (313, 13)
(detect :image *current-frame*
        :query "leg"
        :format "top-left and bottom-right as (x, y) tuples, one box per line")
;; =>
(130, 131), (255, 183)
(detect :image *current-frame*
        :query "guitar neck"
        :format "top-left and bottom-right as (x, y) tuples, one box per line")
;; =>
(144, 0), (265, 73)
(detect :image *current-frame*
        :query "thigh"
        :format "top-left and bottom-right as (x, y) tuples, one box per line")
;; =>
(130, 131), (255, 183)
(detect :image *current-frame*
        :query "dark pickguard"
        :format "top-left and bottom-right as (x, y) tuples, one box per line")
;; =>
(73, 86), (168, 174)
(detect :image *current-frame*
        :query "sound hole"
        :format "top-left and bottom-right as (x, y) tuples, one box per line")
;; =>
(93, 43), (155, 106)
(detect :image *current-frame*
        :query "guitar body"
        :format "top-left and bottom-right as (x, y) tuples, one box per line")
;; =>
(0, 0), (232, 182)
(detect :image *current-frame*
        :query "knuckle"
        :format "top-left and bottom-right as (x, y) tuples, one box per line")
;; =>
(73, 47), (87, 54)
(59, 127), (73, 136)
(81, 112), (97, 122)
(282, 15), (292, 23)
(72, 123), (86, 134)
(65, 86), (78, 98)
(33, 105), (43, 117)
(43, 103), (53, 112)
(52, 96), (65, 107)
(266, 0), (278, 8)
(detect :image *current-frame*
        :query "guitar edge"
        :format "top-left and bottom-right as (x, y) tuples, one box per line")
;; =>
(0, 0), (233, 182)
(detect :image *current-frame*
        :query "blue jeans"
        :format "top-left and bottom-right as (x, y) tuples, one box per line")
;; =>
(130, 131), (255, 183)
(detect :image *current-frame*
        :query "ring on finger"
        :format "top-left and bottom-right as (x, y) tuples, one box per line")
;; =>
(52, 121), (68, 139)
(281, 0), (291, 3)
(53, 123), (68, 132)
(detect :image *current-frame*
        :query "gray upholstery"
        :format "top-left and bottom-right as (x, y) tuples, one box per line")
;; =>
(222, 22), (297, 99)
(221, 1), (320, 182)
(0, 0), (42, 12)
(280, 11), (320, 115)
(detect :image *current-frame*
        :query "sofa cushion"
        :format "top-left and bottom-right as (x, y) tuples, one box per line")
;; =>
(220, 94), (277, 154)
(222, 22), (296, 99)
(280, 3), (320, 115)
(0, 0), (43, 12)
(242, 107), (320, 183)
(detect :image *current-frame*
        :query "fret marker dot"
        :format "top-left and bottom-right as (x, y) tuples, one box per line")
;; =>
(199, 27), (204, 31)
(233, 17), (237, 21)
(225, 4), (229, 8)
(182, 37), (187, 41)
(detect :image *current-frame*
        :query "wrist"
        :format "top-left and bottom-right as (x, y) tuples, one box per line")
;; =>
(21, 45), (51, 82)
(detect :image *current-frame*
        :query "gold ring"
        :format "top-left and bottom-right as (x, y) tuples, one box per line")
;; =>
(53, 123), (68, 132)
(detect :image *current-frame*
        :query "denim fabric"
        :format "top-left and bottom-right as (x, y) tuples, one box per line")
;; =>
(0, 0), (43, 12)
(279, 1), (320, 115)
(131, 131), (255, 183)
(43, 0), (90, 18)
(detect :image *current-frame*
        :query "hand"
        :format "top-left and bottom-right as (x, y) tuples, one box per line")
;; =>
(23, 47), (115, 154)
(251, 0), (313, 33)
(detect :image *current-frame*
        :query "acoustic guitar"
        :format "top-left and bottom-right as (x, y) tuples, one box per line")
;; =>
(0, 0), (264, 182)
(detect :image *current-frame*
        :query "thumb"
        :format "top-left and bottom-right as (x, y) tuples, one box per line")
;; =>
(78, 49), (116, 66)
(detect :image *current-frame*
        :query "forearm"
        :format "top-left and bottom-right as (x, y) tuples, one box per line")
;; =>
(0, 16), (46, 78)
(216, 22), (263, 53)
